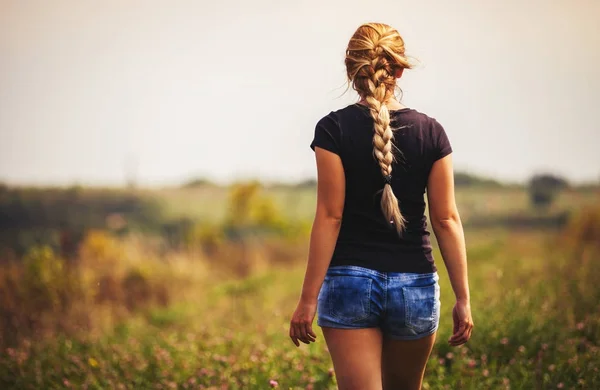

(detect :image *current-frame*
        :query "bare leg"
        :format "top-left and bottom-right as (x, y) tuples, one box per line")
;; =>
(381, 332), (436, 390)
(321, 327), (384, 390)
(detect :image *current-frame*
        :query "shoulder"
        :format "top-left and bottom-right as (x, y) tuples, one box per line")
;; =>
(400, 108), (448, 142)
(402, 108), (444, 130)
(315, 104), (359, 127)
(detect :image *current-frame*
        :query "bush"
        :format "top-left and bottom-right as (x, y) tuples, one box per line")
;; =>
(0, 246), (84, 347)
(528, 174), (568, 209)
(0, 188), (165, 256)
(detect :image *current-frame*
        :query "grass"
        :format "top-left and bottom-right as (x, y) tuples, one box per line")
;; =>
(1, 185), (598, 389)
(1, 223), (599, 389)
(153, 185), (600, 224)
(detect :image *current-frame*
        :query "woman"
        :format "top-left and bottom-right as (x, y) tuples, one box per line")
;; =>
(289, 22), (473, 390)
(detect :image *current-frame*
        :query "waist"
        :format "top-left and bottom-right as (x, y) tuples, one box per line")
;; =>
(329, 242), (436, 274)
(326, 264), (439, 281)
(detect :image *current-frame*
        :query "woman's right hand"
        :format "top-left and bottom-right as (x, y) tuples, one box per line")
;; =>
(448, 300), (473, 346)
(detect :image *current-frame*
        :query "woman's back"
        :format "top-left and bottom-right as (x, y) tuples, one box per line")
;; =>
(310, 103), (452, 273)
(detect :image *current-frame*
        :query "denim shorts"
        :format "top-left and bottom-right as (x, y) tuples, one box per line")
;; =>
(317, 265), (441, 340)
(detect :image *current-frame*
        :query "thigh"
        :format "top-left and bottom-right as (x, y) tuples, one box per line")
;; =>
(322, 327), (384, 390)
(381, 332), (437, 390)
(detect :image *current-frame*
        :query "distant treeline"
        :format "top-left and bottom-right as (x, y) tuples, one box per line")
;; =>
(181, 172), (510, 190)
(0, 172), (594, 259)
(180, 171), (590, 190)
(0, 186), (165, 258)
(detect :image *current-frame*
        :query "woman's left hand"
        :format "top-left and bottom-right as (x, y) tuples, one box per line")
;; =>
(289, 299), (318, 347)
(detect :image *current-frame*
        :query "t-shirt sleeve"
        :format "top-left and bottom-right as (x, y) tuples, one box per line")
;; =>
(432, 119), (453, 161)
(310, 113), (341, 155)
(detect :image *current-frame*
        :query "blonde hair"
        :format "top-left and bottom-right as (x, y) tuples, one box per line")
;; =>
(345, 22), (413, 235)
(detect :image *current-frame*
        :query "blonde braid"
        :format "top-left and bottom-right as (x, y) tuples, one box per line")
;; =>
(345, 23), (412, 235)
(365, 58), (406, 234)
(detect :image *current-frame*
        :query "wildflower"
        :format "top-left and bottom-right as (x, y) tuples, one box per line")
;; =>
(557, 383), (564, 388)
(467, 359), (476, 368)
(446, 352), (454, 360)
(88, 357), (98, 367)
(438, 358), (445, 365)
(481, 354), (488, 364)
(501, 337), (509, 345)
(542, 343), (549, 350)
(482, 369), (489, 377)
(576, 322), (585, 330)
(269, 380), (278, 388)
(548, 364), (556, 371)
(518, 345), (526, 353)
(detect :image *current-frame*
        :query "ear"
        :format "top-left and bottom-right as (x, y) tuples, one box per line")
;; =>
(394, 68), (404, 79)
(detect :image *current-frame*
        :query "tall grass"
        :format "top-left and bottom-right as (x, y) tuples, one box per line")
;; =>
(1, 207), (599, 389)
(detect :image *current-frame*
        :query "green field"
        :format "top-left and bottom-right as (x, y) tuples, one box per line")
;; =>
(1, 186), (599, 389)
(153, 185), (598, 223)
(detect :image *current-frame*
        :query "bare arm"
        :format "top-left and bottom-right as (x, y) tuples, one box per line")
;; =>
(427, 153), (473, 345)
(300, 147), (345, 301)
(290, 147), (345, 346)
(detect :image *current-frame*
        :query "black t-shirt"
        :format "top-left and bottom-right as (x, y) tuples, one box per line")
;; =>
(310, 103), (452, 273)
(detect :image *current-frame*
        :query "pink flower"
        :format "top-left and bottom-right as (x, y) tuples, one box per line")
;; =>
(269, 380), (278, 388)
(557, 383), (564, 388)
(482, 369), (489, 377)
(467, 359), (476, 368)
(548, 364), (556, 371)
(501, 337), (509, 345)
(446, 352), (454, 360)
(576, 322), (585, 330)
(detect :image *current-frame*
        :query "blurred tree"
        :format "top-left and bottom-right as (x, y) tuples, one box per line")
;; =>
(294, 178), (317, 189)
(454, 172), (503, 187)
(0, 187), (165, 257)
(181, 178), (215, 188)
(528, 173), (569, 209)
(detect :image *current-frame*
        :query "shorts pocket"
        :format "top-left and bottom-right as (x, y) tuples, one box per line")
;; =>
(402, 282), (440, 334)
(328, 275), (373, 323)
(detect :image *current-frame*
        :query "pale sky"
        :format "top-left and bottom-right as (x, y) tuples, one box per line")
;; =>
(1, 0), (599, 186)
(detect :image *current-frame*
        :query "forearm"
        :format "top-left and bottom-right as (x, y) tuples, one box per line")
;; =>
(300, 214), (341, 302)
(433, 216), (470, 302)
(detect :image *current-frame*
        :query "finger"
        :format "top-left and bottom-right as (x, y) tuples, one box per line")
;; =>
(465, 325), (473, 341)
(290, 324), (300, 347)
(449, 323), (469, 343)
(452, 309), (459, 334)
(449, 328), (468, 342)
(304, 323), (316, 342)
(450, 324), (472, 345)
(448, 322), (465, 341)
(298, 324), (310, 344)
(292, 322), (307, 345)
(448, 334), (467, 346)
